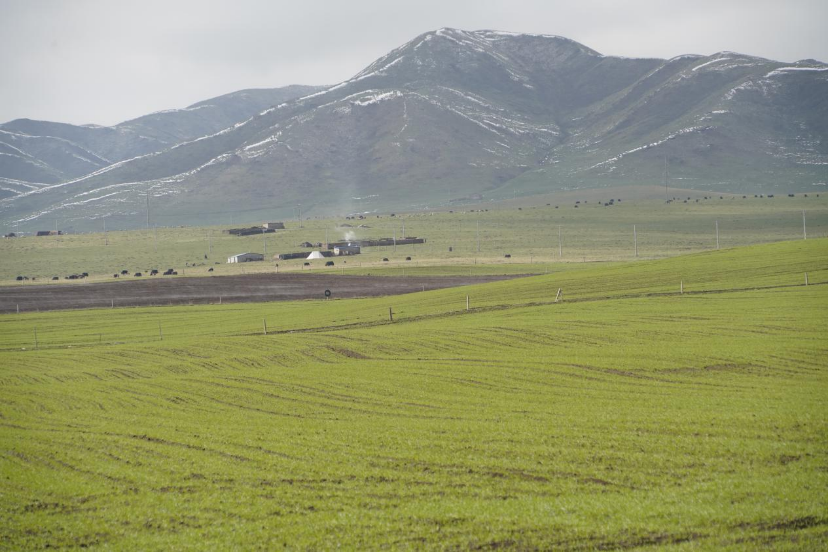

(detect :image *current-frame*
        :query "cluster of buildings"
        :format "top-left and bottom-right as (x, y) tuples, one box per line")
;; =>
(226, 220), (426, 264)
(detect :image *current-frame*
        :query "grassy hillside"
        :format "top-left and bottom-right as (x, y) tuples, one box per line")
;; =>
(1, 192), (825, 283)
(1, 239), (826, 549)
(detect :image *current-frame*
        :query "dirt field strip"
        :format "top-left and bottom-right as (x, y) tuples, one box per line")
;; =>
(0, 273), (524, 314)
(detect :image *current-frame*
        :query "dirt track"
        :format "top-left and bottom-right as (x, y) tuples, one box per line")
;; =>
(0, 273), (523, 313)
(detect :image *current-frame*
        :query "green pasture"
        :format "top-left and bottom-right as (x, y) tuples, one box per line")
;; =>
(0, 239), (824, 348)
(1, 239), (827, 549)
(1, 192), (825, 282)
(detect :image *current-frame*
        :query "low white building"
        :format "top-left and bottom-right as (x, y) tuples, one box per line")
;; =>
(227, 252), (264, 263)
(334, 245), (361, 256)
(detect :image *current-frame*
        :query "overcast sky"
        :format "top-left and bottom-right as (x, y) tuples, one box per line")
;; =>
(1, 0), (826, 126)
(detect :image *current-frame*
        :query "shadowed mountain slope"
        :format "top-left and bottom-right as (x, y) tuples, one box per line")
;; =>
(2, 29), (826, 230)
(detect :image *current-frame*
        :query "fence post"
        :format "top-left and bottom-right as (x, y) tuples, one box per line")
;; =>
(34, 327), (38, 349)
(389, 307), (393, 322)
(466, 295), (470, 311)
(158, 323), (163, 341)
(263, 318), (268, 335)
(805, 273), (808, 286)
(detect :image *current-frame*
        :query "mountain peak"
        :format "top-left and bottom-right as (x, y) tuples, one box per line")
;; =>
(3, 29), (827, 229)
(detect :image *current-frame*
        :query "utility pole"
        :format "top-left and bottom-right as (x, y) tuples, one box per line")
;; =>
(146, 189), (150, 229)
(104, 215), (108, 246)
(298, 204), (302, 228)
(715, 220), (719, 250)
(154, 225), (158, 253)
(558, 225), (562, 258)
(803, 210), (807, 240)
(634, 225), (639, 257)
(262, 228), (267, 258)
(208, 232), (212, 254)
(402, 220), (405, 238)
(476, 220), (480, 253)
(393, 228), (397, 252)
(664, 156), (668, 200)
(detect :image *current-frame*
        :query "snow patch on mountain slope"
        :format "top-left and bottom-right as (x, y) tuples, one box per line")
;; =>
(148, 104), (216, 116)
(244, 132), (282, 151)
(692, 58), (731, 71)
(351, 91), (403, 106)
(588, 126), (711, 170)
(0, 129), (112, 165)
(765, 66), (828, 78)
(299, 57), (406, 103)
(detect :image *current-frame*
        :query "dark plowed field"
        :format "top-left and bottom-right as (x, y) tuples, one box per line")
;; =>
(0, 273), (524, 313)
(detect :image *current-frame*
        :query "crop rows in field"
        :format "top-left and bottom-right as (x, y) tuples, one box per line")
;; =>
(0, 238), (826, 549)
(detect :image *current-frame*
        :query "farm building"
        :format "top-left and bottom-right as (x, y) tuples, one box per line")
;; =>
(227, 252), (264, 263)
(224, 227), (276, 236)
(327, 237), (425, 249)
(276, 251), (333, 260)
(306, 251), (326, 260)
(276, 252), (307, 260)
(262, 222), (285, 230)
(334, 245), (361, 256)
(36, 230), (62, 236)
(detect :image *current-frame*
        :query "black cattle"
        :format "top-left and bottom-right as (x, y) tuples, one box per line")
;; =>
(504, 254), (511, 258)
(150, 269), (159, 275)
(134, 272), (142, 277)
(405, 257), (411, 261)
(113, 274), (119, 278)
(325, 261), (334, 266)
(53, 276), (59, 280)
(382, 258), (389, 262)
(16, 276), (23, 281)
(208, 268), (213, 272)
(121, 270), (129, 275)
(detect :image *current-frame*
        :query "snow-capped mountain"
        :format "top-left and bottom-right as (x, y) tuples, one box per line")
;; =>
(0, 85), (322, 192)
(2, 29), (827, 230)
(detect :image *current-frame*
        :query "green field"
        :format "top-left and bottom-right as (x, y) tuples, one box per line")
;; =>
(1, 238), (827, 549)
(1, 191), (825, 283)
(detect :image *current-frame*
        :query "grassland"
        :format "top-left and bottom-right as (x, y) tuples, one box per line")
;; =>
(1, 238), (826, 549)
(1, 191), (825, 283)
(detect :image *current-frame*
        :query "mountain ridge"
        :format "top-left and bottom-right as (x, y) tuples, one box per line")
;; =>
(2, 28), (826, 231)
